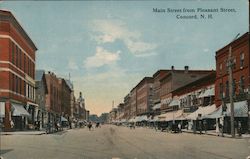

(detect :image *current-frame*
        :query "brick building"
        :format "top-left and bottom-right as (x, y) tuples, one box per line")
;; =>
(130, 87), (137, 118)
(59, 78), (72, 120)
(0, 10), (37, 131)
(136, 77), (153, 116)
(123, 93), (131, 120)
(215, 32), (249, 106)
(44, 72), (61, 123)
(152, 70), (170, 115)
(172, 72), (216, 113)
(215, 32), (249, 133)
(160, 66), (213, 113)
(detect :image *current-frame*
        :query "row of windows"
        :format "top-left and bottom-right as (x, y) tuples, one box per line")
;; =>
(10, 73), (35, 100)
(218, 52), (245, 74)
(10, 41), (35, 78)
(219, 76), (245, 98)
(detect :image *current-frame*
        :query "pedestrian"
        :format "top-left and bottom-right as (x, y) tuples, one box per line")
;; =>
(238, 121), (242, 137)
(55, 121), (58, 132)
(219, 123), (223, 137)
(88, 122), (92, 131)
(96, 122), (99, 128)
(198, 120), (202, 135)
(203, 120), (207, 134)
(10, 120), (14, 130)
(178, 123), (182, 133)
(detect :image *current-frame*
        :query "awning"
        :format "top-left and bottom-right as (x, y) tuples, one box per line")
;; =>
(169, 99), (180, 107)
(61, 116), (68, 122)
(134, 116), (140, 122)
(186, 104), (217, 120)
(12, 103), (30, 116)
(202, 106), (222, 119)
(128, 117), (135, 123)
(158, 110), (183, 121)
(226, 100), (248, 117)
(138, 115), (148, 122)
(152, 103), (161, 110)
(0, 102), (5, 118)
(199, 88), (214, 98)
(150, 115), (161, 122)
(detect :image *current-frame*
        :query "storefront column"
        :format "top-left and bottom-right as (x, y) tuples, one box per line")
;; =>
(4, 101), (11, 131)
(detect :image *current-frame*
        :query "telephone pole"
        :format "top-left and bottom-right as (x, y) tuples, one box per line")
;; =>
(228, 33), (240, 138)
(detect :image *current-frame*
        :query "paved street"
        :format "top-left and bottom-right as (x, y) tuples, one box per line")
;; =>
(1, 125), (250, 159)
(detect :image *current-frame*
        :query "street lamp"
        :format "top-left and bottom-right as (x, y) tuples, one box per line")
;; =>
(228, 33), (240, 138)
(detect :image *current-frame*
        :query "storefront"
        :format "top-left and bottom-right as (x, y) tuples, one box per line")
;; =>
(12, 103), (30, 130)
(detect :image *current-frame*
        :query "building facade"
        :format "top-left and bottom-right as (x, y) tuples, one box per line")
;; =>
(45, 72), (61, 124)
(152, 70), (170, 115)
(0, 10), (37, 131)
(136, 77), (153, 116)
(130, 87), (137, 118)
(123, 93), (131, 120)
(215, 32), (249, 107)
(172, 72), (216, 113)
(215, 32), (249, 133)
(35, 70), (48, 128)
(59, 78), (72, 119)
(160, 66), (213, 113)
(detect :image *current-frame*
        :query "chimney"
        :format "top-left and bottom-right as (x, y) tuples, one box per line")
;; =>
(184, 66), (189, 73)
(171, 65), (174, 70)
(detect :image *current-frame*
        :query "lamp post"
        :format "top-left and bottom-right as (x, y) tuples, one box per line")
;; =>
(228, 33), (240, 138)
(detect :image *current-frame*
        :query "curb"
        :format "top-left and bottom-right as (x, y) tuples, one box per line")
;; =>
(182, 130), (247, 139)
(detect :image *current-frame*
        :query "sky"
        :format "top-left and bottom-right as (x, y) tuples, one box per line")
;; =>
(1, 0), (248, 116)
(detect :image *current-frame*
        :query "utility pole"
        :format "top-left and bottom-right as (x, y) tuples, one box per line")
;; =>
(228, 33), (240, 138)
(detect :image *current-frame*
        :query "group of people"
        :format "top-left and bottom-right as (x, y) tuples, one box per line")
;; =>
(87, 122), (101, 131)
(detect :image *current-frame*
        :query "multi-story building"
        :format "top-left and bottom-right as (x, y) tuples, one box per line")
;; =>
(215, 32), (249, 106)
(0, 10), (37, 131)
(160, 66), (213, 113)
(215, 32), (249, 133)
(136, 77), (153, 116)
(59, 78), (72, 120)
(152, 70), (170, 115)
(44, 71), (61, 123)
(35, 70), (48, 128)
(123, 93), (131, 120)
(64, 80), (74, 119)
(130, 87), (137, 118)
(116, 103), (125, 120)
(172, 72), (216, 113)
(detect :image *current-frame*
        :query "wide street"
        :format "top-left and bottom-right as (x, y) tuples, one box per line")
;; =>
(0, 125), (250, 159)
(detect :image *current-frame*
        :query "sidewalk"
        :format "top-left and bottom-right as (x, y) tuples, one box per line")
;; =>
(182, 129), (250, 139)
(0, 130), (46, 135)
